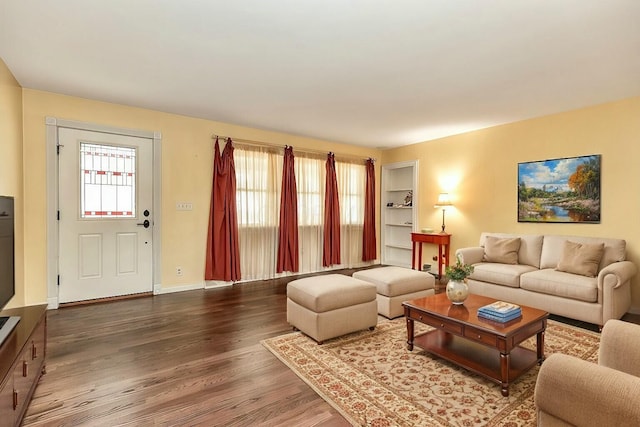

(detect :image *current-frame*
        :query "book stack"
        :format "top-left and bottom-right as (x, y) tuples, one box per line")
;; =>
(478, 301), (522, 323)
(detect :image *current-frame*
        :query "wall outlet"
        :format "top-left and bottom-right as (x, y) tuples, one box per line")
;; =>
(176, 267), (183, 276)
(176, 202), (193, 211)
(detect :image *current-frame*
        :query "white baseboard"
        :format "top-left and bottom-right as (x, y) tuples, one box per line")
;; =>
(155, 281), (205, 295)
(204, 280), (233, 289)
(627, 306), (640, 315)
(47, 297), (59, 310)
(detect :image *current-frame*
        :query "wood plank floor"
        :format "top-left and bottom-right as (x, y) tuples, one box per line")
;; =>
(22, 268), (640, 426)
(23, 270), (368, 427)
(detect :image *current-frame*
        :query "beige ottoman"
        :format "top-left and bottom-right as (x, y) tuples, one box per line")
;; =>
(286, 274), (378, 344)
(353, 266), (436, 318)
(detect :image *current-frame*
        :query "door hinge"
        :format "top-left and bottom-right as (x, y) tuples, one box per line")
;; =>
(56, 144), (64, 155)
(57, 275), (60, 287)
(57, 210), (60, 220)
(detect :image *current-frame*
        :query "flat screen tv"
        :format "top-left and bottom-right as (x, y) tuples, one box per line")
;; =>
(0, 196), (19, 346)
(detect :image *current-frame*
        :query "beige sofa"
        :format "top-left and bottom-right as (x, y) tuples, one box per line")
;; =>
(456, 232), (637, 327)
(534, 319), (640, 426)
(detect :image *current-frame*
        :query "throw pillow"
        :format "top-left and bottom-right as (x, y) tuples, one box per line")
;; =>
(556, 240), (605, 277)
(483, 236), (521, 264)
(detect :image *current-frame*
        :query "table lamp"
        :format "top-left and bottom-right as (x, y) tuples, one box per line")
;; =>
(434, 193), (453, 233)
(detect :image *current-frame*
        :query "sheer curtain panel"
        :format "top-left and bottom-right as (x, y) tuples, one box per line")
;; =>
(234, 146), (371, 281)
(295, 153), (325, 273)
(235, 146), (282, 281)
(336, 159), (366, 266)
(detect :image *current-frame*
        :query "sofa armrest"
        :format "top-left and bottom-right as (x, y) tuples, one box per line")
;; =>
(598, 260), (637, 289)
(599, 319), (640, 377)
(535, 353), (640, 427)
(598, 261), (636, 324)
(455, 247), (484, 265)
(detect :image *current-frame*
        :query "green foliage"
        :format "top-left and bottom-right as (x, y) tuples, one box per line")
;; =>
(568, 158), (600, 199)
(445, 254), (474, 281)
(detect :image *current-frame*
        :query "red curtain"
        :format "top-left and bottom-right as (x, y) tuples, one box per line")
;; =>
(323, 152), (341, 267)
(205, 137), (241, 281)
(277, 146), (299, 273)
(362, 158), (376, 261)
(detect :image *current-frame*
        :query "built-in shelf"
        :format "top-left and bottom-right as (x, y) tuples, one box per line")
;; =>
(385, 223), (413, 228)
(381, 160), (418, 268)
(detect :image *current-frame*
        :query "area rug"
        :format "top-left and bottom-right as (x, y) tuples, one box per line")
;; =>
(262, 319), (600, 426)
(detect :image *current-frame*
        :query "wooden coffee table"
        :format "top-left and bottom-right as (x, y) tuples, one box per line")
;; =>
(402, 293), (548, 396)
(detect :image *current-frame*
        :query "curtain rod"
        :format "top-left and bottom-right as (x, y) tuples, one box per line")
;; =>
(212, 134), (376, 163)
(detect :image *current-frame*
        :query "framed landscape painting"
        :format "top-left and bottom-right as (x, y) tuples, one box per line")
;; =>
(518, 154), (601, 223)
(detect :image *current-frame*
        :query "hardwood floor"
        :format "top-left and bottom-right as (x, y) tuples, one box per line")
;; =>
(22, 268), (640, 426)
(23, 270), (362, 427)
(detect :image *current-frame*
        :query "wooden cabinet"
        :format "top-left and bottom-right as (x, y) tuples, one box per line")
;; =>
(0, 304), (47, 427)
(381, 161), (418, 268)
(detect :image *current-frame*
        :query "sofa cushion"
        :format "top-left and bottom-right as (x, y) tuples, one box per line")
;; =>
(482, 236), (521, 264)
(469, 263), (538, 288)
(540, 235), (626, 271)
(480, 232), (543, 268)
(520, 269), (598, 303)
(556, 241), (604, 277)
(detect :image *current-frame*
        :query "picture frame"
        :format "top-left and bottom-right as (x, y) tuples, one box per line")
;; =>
(517, 154), (601, 223)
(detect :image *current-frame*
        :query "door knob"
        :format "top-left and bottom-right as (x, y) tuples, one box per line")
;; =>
(137, 219), (150, 228)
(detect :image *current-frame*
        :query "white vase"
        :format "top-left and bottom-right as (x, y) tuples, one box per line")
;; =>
(446, 279), (469, 305)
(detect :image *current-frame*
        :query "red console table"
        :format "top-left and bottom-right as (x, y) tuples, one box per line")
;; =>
(411, 232), (451, 279)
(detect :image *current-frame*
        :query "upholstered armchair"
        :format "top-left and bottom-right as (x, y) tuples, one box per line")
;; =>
(534, 319), (640, 426)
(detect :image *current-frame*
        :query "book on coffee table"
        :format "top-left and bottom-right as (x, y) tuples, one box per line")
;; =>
(478, 310), (522, 323)
(478, 301), (521, 318)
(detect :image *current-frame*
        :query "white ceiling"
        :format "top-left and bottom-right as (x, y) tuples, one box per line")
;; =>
(1, 1), (639, 149)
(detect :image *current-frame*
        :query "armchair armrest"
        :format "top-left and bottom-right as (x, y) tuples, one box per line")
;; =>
(599, 319), (640, 377)
(455, 247), (484, 265)
(535, 353), (640, 427)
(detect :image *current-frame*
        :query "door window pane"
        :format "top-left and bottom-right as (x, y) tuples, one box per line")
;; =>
(80, 143), (136, 218)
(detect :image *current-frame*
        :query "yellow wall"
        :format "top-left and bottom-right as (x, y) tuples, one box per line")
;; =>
(0, 59), (24, 308)
(381, 96), (640, 310)
(21, 89), (382, 303)
(7, 61), (640, 312)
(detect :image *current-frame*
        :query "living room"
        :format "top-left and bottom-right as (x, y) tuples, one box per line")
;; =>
(1, 2), (640, 425)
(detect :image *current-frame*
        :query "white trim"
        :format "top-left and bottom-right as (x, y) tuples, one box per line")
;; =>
(155, 282), (205, 295)
(47, 297), (59, 310)
(152, 131), (163, 294)
(628, 306), (640, 315)
(45, 117), (163, 307)
(45, 120), (59, 308)
(204, 280), (234, 289)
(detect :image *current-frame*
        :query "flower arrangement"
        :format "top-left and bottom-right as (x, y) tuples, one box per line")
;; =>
(445, 254), (474, 281)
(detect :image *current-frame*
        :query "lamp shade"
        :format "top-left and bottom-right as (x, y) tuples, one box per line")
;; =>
(434, 193), (453, 208)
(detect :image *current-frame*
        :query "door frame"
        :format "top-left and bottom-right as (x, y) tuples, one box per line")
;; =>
(45, 117), (163, 309)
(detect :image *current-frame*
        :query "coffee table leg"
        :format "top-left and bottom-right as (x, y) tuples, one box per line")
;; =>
(406, 318), (414, 351)
(500, 352), (510, 397)
(537, 330), (545, 364)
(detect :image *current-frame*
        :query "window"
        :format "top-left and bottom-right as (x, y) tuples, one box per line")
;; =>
(235, 146), (368, 281)
(80, 142), (136, 218)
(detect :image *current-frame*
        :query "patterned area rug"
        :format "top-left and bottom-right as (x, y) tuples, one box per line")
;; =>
(262, 319), (600, 426)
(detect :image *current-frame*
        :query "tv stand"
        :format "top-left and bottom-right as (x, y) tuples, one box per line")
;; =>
(0, 316), (21, 348)
(0, 304), (47, 427)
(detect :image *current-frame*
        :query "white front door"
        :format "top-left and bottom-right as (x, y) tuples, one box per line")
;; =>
(58, 128), (154, 303)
